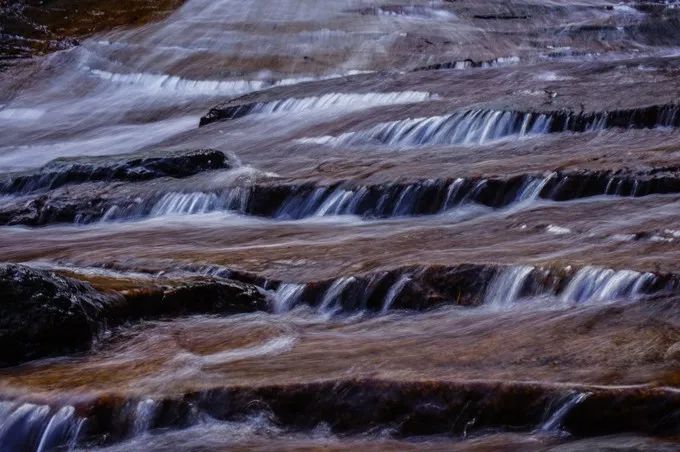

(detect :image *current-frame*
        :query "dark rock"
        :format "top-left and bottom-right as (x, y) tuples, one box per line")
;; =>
(0, 264), (114, 366)
(116, 278), (268, 320)
(0, 264), (267, 366)
(74, 380), (680, 445)
(0, 148), (230, 195)
(2, 167), (680, 226)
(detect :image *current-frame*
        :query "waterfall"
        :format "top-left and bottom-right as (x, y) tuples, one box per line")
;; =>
(560, 266), (655, 304)
(0, 402), (84, 451)
(414, 56), (520, 72)
(81, 169), (680, 225)
(150, 192), (223, 216)
(249, 91), (431, 116)
(131, 399), (158, 436)
(318, 277), (356, 315)
(539, 392), (589, 432)
(484, 266), (535, 307)
(272, 283), (305, 313)
(515, 173), (555, 202)
(297, 109), (552, 147)
(381, 275), (411, 312)
(314, 189), (356, 216)
(89, 69), (267, 96)
(299, 105), (680, 148)
(374, 5), (457, 19)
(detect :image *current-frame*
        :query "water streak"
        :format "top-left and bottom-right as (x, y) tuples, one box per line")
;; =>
(560, 267), (656, 304)
(539, 392), (589, 432)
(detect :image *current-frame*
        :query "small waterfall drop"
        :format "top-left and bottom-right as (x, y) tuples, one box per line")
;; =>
(560, 266), (655, 304)
(484, 266), (535, 307)
(131, 399), (158, 436)
(318, 277), (356, 315)
(251, 91), (431, 116)
(300, 109), (552, 147)
(150, 192), (222, 216)
(515, 173), (556, 203)
(273, 283), (306, 313)
(539, 392), (589, 432)
(381, 275), (411, 312)
(0, 402), (84, 451)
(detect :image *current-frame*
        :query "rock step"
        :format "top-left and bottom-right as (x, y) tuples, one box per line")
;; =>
(298, 104), (680, 147)
(205, 262), (680, 314)
(0, 264), (266, 366)
(3, 260), (678, 366)
(198, 91), (432, 126)
(0, 148), (230, 195)
(2, 168), (680, 226)
(412, 56), (520, 72)
(1, 379), (678, 449)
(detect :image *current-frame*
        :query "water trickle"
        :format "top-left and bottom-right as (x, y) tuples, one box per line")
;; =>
(381, 275), (411, 312)
(539, 392), (589, 432)
(516, 173), (556, 203)
(88, 69), (267, 96)
(318, 277), (356, 315)
(273, 283), (306, 313)
(36, 406), (83, 452)
(484, 266), (535, 307)
(150, 192), (223, 216)
(299, 109), (553, 147)
(242, 91), (431, 119)
(0, 402), (84, 451)
(132, 399), (158, 436)
(560, 266), (655, 304)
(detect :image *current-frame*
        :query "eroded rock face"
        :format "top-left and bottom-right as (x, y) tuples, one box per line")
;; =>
(1, 167), (680, 226)
(0, 148), (230, 195)
(0, 264), (267, 366)
(9, 379), (676, 449)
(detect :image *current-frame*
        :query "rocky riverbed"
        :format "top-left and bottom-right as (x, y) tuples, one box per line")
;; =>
(0, 1), (679, 450)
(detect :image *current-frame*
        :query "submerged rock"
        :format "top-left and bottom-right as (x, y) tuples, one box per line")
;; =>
(0, 264), (266, 366)
(0, 148), (231, 195)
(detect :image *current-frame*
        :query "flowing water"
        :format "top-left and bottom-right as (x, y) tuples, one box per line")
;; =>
(1, 0), (680, 450)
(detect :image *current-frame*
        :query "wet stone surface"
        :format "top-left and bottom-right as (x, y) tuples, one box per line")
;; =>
(1, 0), (680, 450)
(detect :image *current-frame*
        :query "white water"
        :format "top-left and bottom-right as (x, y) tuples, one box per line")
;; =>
(318, 277), (356, 315)
(0, 0), (423, 171)
(560, 266), (655, 304)
(299, 109), (553, 148)
(485, 266), (535, 307)
(381, 275), (411, 312)
(539, 392), (589, 432)
(0, 402), (84, 451)
(246, 91), (432, 117)
(273, 283), (306, 313)
(485, 264), (658, 308)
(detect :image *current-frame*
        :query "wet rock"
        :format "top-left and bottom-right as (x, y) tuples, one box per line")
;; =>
(0, 264), (267, 366)
(2, 167), (680, 226)
(0, 264), (114, 366)
(117, 278), (268, 320)
(266, 262), (680, 314)
(62, 380), (680, 446)
(0, 148), (230, 195)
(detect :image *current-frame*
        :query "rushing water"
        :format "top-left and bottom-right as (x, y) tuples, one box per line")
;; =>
(1, 0), (680, 450)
